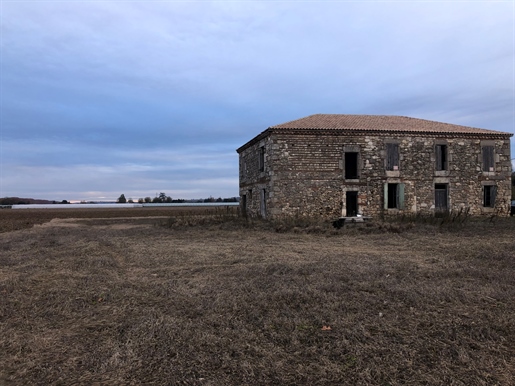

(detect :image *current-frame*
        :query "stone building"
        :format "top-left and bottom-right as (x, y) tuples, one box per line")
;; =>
(236, 114), (513, 219)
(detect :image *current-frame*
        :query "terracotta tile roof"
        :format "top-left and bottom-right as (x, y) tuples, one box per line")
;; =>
(236, 114), (511, 153)
(270, 114), (512, 136)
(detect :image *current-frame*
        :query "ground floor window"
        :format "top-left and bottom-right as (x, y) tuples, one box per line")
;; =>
(384, 183), (404, 209)
(483, 185), (497, 208)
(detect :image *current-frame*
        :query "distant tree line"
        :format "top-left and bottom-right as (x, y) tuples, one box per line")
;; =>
(117, 193), (239, 204)
(0, 197), (69, 205)
(0, 197), (33, 205)
(117, 192), (174, 203)
(201, 196), (239, 203)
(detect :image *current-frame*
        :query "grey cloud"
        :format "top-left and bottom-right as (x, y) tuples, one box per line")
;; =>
(1, 1), (513, 200)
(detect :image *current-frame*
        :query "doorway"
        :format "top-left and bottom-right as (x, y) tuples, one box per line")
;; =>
(346, 191), (358, 217)
(435, 184), (448, 216)
(260, 189), (266, 219)
(241, 194), (247, 217)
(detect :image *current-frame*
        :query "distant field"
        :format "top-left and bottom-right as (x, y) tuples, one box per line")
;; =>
(0, 206), (239, 233)
(0, 211), (514, 385)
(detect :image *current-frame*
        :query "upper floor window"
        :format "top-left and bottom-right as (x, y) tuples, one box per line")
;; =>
(344, 152), (359, 179)
(386, 143), (399, 171)
(259, 146), (265, 172)
(435, 144), (448, 171)
(482, 145), (495, 172)
(240, 159), (247, 178)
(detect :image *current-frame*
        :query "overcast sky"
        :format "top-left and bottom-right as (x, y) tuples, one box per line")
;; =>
(1, 0), (513, 201)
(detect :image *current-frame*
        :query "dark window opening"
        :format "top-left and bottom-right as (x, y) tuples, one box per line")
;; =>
(386, 143), (400, 171)
(435, 145), (448, 171)
(345, 152), (359, 179)
(346, 191), (358, 217)
(259, 146), (265, 172)
(482, 146), (495, 172)
(483, 185), (497, 208)
(385, 183), (405, 209)
(387, 184), (398, 208)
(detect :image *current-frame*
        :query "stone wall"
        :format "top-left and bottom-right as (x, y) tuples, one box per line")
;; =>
(239, 131), (512, 218)
(238, 136), (273, 218)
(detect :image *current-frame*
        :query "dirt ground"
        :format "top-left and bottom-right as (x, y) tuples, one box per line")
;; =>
(0, 209), (514, 385)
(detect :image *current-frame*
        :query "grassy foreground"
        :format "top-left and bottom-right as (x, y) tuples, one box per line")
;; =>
(0, 209), (514, 385)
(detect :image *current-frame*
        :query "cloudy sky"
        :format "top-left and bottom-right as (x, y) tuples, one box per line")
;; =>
(1, 0), (513, 202)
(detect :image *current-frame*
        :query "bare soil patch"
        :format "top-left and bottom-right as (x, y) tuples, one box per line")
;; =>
(0, 210), (514, 385)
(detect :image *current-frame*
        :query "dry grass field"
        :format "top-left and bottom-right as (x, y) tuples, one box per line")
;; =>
(0, 208), (514, 385)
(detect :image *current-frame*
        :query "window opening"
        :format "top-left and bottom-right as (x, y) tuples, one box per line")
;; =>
(384, 183), (404, 209)
(482, 146), (495, 172)
(483, 185), (497, 207)
(387, 184), (398, 208)
(345, 152), (359, 179)
(259, 146), (265, 172)
(386, 143), (399, 171)
(435, 145), (448, 171)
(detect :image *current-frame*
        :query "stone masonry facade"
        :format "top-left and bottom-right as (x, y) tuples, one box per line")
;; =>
(237, 115), (513, 219)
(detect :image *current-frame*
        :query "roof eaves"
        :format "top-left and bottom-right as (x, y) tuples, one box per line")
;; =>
(236, 128), (273, 153)
(268, 127), (513, 138)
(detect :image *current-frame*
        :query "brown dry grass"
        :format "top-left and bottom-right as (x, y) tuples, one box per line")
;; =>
(0, 206), (238, 233)
(0, 209), (514, 385)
